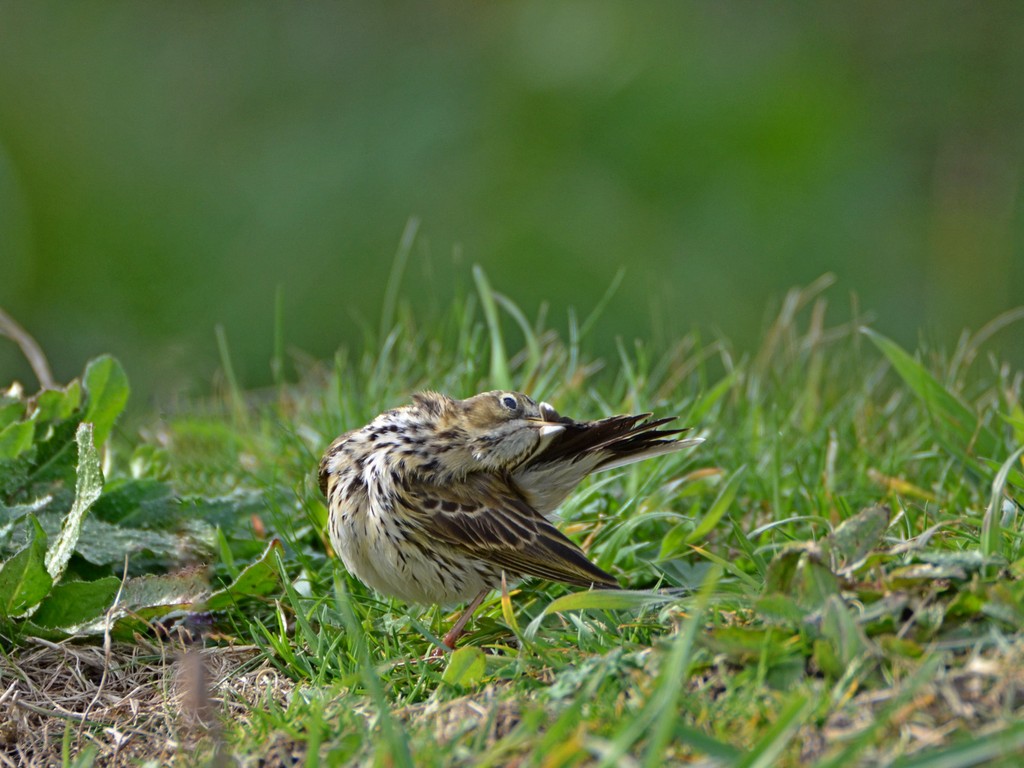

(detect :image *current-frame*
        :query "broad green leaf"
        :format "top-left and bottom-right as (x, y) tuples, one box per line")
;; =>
(946, 584), (987, 620)
(754, 594), (808, 626)
(812, 638), (842, 679)
(0, 399), (23, 429)
(878, 636), (924, 659)
(889, 563), (967, 585)
(795, 550), (840, 610)
(0, 420), (34, 459)
(830, 505), (890, 574)
(0, 515), (52, 616)
(117, 568), (210, 616)
(62, 569), (211, 637)
(179, 490), (268, 530)
(979, 582), (1024, 627)
(32, 576), (121, 629)
(35, 515), (212, 568)
(819, 595), (873, 668)
(655, 557), (716, 590)
(13, 620), (72, 642)
(703, 626), (797, 663)
(672, 726), (742, 763)
(31, 381), (82, 423)
(442, 646), (486, 687)
(0, 495), (54, 530)
(83, 355), (130, 447)
(763, 545), (805, 594)
(858, 593), (909, 634)
(24, 417), (79, 487)
(91, 478), (176, 526)
(914, 550), (989, 571)
(206, 539), (284, 609)
(44, 423), (103, 582)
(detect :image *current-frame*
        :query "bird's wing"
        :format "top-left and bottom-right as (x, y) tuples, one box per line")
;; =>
(529, 414), (689, 470)
(398, 473), (619, 589)
(512, 414), (699, 514)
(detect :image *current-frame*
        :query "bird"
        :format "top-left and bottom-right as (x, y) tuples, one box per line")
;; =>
(318, 390), (702, 650)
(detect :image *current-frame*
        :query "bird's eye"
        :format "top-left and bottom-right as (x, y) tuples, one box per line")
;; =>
(500, 395), (518, 411)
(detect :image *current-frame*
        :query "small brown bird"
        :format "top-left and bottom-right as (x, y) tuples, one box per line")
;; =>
(318, 390), (701, 649)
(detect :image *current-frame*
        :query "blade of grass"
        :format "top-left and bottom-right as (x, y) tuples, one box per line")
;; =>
(592, 567), (719, 768)
(615, 336), (641, 412)
(815, 654), (944, 768)
(952, 305), (1024, 379)
(524, 589), (674, 642)
(641, 578), (728, 767)
(729, 517), (768, 577)
(215, 324), (247, 425)
(332, 575), (414, 768)
(499, 572), (525, 649)
(687, 544), (760, 589)
(686, 465), (745, 545)
(889, 720), (1024, 768)
(864, 328), (998, 461)
(566, 306), (580, 387)
(981, 444), (1024, 559)
(492, 292), (541, 384)
(579, 267), (626, 340)
(734, 694), (814, 768)
(379, 216), (420, 342)
(473, 265), (511, 389)
(687, 369), (738, 425)
(272, 284), (285, 387)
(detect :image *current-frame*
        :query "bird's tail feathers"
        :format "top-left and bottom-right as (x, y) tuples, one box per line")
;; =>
(594, 436), (704, 473)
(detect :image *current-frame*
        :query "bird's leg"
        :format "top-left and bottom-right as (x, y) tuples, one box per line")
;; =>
(440, 589), (488, 650)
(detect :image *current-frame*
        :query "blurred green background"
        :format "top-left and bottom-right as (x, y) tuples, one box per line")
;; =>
(1, 3), (1022, 407)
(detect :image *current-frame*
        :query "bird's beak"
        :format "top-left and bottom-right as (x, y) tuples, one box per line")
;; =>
(536, 424), (564, 454)
(527, 420), (565, 453)
(522, 420), (565, 461)
(537, 424), (565, 440)
(539, 401), (561, 421)
(527, 402), (566, 447)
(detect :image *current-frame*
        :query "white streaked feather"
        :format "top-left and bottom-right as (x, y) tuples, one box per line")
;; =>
(514, 436), (704, 514)
(594, 437), (704, 473)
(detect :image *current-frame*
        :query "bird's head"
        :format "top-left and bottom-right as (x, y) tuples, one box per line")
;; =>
(453, 390), (567, 471)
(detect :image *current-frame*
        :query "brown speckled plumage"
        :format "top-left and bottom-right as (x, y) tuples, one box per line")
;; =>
(318, 390), (701, 647)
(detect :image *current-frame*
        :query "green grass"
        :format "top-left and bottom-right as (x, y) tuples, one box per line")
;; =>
(2, 273), (1024, 766)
